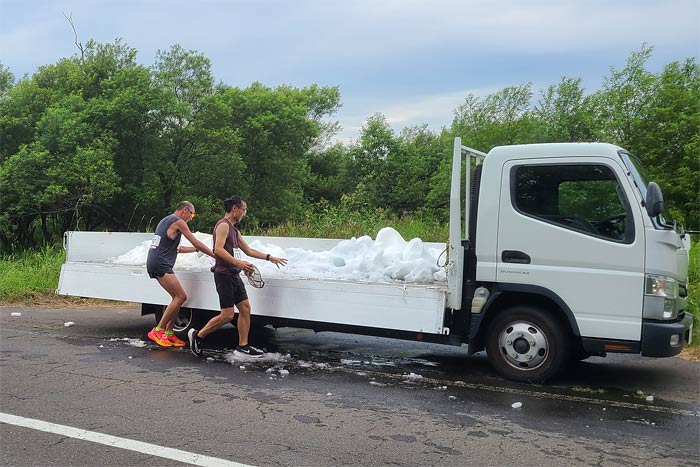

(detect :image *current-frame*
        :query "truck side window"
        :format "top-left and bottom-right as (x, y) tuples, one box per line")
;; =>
(513, 164), (633, 243)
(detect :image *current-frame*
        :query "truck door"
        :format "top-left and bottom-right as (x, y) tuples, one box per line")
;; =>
(496, 158), (645, 341)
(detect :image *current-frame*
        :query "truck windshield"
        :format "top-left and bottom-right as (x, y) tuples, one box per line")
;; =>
(620, 151), (671, 227)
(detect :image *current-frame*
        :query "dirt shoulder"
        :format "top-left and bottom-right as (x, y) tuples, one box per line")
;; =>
(678, 346), (700, 362)
(0, 295), (136, 309)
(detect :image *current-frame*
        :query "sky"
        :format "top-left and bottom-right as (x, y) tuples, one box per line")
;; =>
(1, 0), (699, 143)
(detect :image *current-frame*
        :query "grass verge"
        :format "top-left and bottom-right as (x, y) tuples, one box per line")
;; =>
(0, 245), (65, 302)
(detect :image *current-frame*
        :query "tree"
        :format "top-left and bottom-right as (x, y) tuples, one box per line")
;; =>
(376, 124), (443, 213)
(0, 63), (13, 97)
(0, 40), (145, 246)
(588, 44), (657, 146)
(534, 77), (594, 142)
(588, 45), (699, 227)
(210, 82), (341, 225)
(633, 59), (700, 228)
(452, 83), (536, 150)
(304, 142), (352, 204)
(146, 44), (218, 211)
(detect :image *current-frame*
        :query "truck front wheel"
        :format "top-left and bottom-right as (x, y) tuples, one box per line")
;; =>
(485, 306), (570, 383)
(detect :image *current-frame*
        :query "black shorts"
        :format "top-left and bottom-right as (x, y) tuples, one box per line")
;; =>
(147, 256), (174, 279)
(214, 272), (248, 309)
(147, 268), (173, 279)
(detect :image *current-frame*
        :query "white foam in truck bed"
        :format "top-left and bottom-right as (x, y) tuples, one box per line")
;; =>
(57, 232), (448, 334)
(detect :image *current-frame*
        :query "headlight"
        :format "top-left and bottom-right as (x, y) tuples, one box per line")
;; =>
(645, 275), (679, 299)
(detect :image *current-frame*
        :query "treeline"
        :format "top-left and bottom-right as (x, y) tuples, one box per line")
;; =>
(0, 42), (697, 251)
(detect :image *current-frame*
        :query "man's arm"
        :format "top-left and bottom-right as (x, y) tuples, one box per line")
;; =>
(238, 234), (288, 268)
(175, 220), (215, 258)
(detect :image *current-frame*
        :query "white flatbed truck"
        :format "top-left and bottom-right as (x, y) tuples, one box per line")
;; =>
(57, 138), (693, 382)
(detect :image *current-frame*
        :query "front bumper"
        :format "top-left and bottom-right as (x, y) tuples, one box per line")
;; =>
(641, 312), (693, 357)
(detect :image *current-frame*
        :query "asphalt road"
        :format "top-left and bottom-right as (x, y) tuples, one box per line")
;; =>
(1, 305), (699, 466)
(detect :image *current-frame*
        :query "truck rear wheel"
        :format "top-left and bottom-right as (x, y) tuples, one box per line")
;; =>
(154, 307), (210, 336)
(485, 306), (569, 383)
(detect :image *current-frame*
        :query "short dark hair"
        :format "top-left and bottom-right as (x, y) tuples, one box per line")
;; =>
(223, 195), (245, 213)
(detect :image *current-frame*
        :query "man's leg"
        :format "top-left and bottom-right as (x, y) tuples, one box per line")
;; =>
(155, 274), (188, 329)
(197, 307), (235, 339)
(235, 300), (252, 346)
(233, 300), (262, 357)
(189, 272), (236, 356)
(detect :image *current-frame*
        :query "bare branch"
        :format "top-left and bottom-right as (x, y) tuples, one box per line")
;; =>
(62, 12), (84, 63)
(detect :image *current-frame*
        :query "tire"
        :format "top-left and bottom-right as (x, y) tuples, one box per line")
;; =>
(485, 306), (570, 383)
(154, 307), (212, 336)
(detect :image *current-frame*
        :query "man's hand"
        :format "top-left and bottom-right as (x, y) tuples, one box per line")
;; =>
(238, 260), (255, 274)
(269, 256), (288, 269)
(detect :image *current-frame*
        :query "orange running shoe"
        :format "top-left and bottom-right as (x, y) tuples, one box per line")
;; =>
(147, 327), (172, 347)
(166, 333), (186, 347)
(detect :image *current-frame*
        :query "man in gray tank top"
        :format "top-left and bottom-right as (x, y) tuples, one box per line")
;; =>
(146, 201), (215, 347)
(188, 195), (287, 358)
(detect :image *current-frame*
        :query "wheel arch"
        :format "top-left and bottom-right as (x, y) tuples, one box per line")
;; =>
(469, 284), (581, 354)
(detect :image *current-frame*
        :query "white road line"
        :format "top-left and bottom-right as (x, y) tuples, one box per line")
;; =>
(0, 412), (254, 467)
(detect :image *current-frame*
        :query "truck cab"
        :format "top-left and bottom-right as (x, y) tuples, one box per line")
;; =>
(460, 140), (693, 382)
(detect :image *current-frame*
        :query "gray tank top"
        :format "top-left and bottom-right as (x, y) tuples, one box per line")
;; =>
(146, 214), (181, 272)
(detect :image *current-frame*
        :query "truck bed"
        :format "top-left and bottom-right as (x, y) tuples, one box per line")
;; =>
(57, 232), (449, 334)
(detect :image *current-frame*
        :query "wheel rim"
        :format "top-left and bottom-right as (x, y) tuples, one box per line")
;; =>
(498, 321), (549, 371)
(172, 309), (193, 333)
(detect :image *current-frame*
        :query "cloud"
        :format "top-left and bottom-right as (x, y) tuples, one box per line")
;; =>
(333, 85), (503, 143)
(1, 0), (697, 145)
(5, 0), (696, 80)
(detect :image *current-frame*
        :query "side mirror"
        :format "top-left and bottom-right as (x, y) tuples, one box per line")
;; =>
(645, 182), (664, 218)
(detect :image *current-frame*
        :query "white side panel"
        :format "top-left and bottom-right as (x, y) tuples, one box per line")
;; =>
(65, 232), (154, 262)
(57, 263), (448, 334)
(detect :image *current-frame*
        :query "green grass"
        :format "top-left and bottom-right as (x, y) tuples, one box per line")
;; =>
(0, 245), (66, 301)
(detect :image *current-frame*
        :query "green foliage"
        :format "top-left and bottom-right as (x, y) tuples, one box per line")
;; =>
(0, 40), (698, 252)
(304, 143), (352, 204)
(587, 45), (700, 229)
(633, 59), (700, 229)
(534, 77), (595, 141)
(452, 83), (538, 149)
(208, 82), (341, 226)
(247, 198), (448, 242)
(0, 40), (339, 249)
(338, 117), (449, 217)
(0, 245), (65, 301)
(0, 63), (14, 97)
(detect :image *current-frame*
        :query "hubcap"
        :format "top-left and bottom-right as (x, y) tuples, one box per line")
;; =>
(173, 309), (193, 333)
(498, 321), (548, 370)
